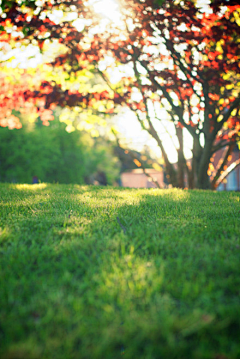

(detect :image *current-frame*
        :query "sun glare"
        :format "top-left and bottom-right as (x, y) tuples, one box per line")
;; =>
(91, 0), (122, 25)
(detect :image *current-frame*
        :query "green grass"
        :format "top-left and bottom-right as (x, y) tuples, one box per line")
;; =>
(0, 183), (240, 359)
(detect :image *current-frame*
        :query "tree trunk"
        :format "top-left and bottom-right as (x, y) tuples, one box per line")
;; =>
(176, 127), (185, 188)
(197, 170), (211, 189)
(187, 164), (194, 189)
(189, 136), (201, 189)
(147, 120), (178, 187)
(196, 138), (213, 189)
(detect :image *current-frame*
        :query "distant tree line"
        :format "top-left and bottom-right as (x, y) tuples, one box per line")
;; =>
(0, 118), (120, 185)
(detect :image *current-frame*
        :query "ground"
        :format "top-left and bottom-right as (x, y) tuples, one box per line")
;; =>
(0, 184), (240, 359)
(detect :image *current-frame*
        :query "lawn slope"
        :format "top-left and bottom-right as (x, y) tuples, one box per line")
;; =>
(0, 184), (240, 359)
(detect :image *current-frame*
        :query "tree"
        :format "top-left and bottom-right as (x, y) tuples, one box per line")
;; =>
(0, 0), (240, 189)
(0, 0), (118, 127)
(0, 115), (120, 184)
(92, 0), (240, 189)
(0, 65), (55, 128)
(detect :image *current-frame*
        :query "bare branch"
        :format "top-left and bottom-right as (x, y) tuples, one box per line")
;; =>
(216, 96), (240, 130)
(211, 139), (236, 154)
(211, 143), (235, 189)
(137, 59), (198, 139)
(214, 159), (240, 189)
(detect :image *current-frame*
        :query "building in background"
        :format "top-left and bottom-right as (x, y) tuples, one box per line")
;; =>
(121, 169), (166, 188)
(119, 144), (240, 190)
(216, 146), (240, 191)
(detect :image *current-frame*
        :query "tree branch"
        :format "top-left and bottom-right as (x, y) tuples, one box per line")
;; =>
(137, 58), (198, 139)
(216, 96), (240, 131)
(211, 143), (235, 189)
(214, 159), (240, 189)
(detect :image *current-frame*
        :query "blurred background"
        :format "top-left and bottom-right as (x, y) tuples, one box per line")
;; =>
(0, 106), (161, 186)
(0, 0), (239, 189)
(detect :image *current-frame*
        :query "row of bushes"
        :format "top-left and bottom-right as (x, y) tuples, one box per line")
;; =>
(0, 119), (120, 185)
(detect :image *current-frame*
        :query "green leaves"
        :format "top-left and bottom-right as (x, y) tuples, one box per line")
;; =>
(0, 118), (119, 185)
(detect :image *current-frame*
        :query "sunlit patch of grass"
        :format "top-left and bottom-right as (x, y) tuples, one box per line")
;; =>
(0, 183), (240, 359)
(15, 183), (48, 190)
(0, 226), (12, 246)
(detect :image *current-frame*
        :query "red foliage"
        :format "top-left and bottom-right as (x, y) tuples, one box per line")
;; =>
(0, 0), (239, 160)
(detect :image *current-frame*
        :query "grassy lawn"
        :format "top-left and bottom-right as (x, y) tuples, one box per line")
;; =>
(0, 183), (240, 359)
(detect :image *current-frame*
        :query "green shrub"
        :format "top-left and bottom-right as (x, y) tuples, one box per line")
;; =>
(0, 120), (119, 184)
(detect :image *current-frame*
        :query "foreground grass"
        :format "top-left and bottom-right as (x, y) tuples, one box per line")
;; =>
(0, 183), (240, 359)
